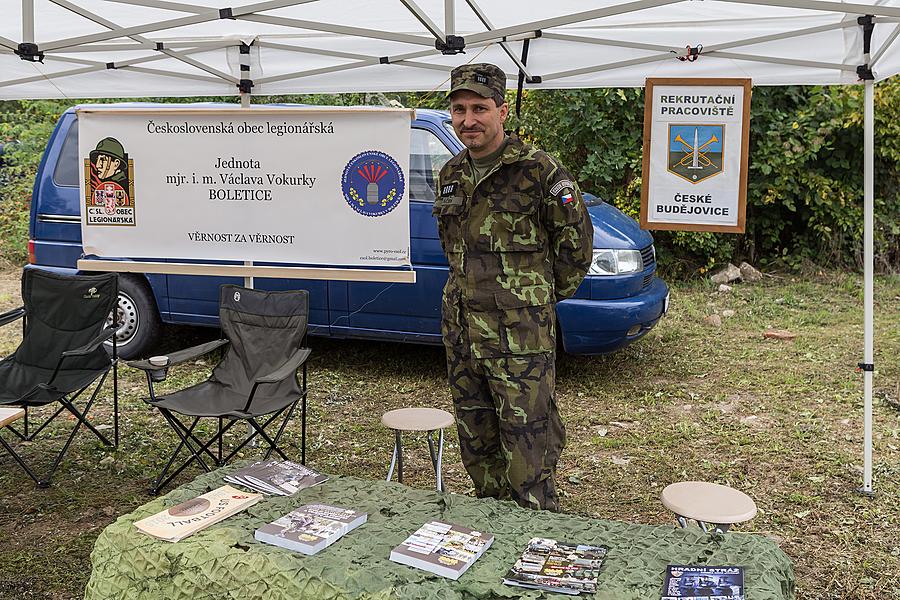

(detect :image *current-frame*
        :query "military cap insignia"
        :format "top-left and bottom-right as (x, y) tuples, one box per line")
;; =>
(474, 73), (489, 85)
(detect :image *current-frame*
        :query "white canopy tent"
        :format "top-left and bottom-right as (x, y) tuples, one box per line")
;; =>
(1, 0), (895, 492)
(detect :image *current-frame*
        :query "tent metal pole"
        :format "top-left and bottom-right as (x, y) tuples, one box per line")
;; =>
(23, 0), (35, 43)
(399, 0), (444, 41)
(719, 0), (900, 18)
(445, 0), (455, 36)
(862, 77), (874, 494)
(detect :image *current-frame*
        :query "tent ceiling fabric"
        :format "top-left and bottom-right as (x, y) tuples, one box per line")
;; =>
(0, 0), (898, 99)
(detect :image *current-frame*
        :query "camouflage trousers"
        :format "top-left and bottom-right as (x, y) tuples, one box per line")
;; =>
(444, 340), (566, 511)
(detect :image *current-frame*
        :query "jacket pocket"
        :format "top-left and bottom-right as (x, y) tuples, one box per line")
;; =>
(495, 286), (556, 355)
(482, 193), (543, 252)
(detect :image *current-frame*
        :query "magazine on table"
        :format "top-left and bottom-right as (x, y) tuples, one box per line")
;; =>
(224, 459), (327, 496)
(390, 521), (494, 580)
(502, 537), (609, 595)
(661, 565), (744, 599)
(255, 504), (367, 555)
(134, 485), (262, 542)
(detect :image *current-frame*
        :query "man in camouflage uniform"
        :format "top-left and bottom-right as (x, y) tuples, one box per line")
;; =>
(434, 63), (593, 511)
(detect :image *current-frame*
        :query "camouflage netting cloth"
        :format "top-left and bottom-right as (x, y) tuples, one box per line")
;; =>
(85, 464), (794, 600)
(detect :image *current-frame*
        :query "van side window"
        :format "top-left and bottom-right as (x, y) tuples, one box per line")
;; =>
(53, 120), (79, 187)
(410, 127), (453, 203)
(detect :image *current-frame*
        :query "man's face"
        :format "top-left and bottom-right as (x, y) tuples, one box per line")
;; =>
(95, 154), (121, 179)
(449, 90), (508, 157)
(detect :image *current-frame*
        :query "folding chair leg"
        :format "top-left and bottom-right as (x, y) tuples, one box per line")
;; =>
(0, 435), (41, 486)
(247, 419), (288, 461)
(113, 359), (119, 448)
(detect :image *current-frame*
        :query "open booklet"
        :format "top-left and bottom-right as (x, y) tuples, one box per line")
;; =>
(255, 504), (367, 555)
(503, 537), (609, 595)
(134, 485), (262, 542)
(224, 459), (327, 496)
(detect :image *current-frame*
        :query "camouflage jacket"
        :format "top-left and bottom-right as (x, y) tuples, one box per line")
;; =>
(434, 135), (593, 357)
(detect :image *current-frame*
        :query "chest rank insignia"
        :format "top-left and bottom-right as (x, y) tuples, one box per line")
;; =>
(440, 182), (458, 197)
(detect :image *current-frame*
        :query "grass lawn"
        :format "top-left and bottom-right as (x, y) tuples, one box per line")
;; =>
(0, 268), (897, 599)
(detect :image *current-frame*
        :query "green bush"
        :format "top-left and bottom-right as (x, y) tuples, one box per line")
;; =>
(514, 82), (900, 275)
(1, 85), (897, 274)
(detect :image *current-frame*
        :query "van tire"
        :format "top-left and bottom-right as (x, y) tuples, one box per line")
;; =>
(105, 274), (162, 360)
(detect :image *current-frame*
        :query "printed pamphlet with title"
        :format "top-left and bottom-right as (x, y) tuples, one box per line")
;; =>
(224, 459), (327, 496)
(661, 565), (744, 599)
(134, 485), (262, 542)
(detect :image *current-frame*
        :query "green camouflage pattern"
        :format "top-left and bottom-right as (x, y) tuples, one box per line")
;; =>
(433, 134), (593, 358)
(448, 63), (507, 100)
(446, 341), (565, 511)
(434, 134), (592, 511)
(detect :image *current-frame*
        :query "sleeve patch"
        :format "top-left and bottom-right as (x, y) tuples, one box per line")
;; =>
(440, 182), (458, 197)
(549, 179), (574, 197)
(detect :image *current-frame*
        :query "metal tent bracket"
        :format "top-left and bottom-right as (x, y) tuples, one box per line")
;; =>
(436, 35), (465, 54)
(16, 42), (44, 62)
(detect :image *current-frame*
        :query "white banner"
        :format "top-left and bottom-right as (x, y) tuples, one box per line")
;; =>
(640, 79), (750, 233)
(78, 107), (412, 268)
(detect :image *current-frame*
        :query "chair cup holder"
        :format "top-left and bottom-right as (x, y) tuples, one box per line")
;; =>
(148, 356), (169, 382)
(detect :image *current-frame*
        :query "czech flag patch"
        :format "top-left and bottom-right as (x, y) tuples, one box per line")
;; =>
(560, 192), (574, 205)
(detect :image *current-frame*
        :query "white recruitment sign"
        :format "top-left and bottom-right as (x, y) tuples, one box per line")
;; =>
(77, 106), (413, 275)
(640, 79), (751, 233)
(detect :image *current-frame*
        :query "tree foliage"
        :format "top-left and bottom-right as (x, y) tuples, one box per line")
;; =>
(1, 83), (898, 273)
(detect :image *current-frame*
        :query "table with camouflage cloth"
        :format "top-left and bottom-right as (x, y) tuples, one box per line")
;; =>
(85, 464), (795, 600)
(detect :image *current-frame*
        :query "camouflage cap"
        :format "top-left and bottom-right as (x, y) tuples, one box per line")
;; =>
(448, 63), (507, 101)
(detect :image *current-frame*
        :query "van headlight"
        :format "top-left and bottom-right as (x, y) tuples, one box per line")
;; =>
(589, 249), (643, 275)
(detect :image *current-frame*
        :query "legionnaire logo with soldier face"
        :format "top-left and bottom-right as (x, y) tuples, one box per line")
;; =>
(84, 136), (136, 226)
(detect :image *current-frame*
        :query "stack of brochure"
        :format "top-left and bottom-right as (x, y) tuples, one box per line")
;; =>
(224, 459), (327, 496)
(661, 565), (745, 600)
(390, 521), (494, 580)
(255, 504), (368, 555)
(134, 485), (262, 542)
(503, 537), (609, 595)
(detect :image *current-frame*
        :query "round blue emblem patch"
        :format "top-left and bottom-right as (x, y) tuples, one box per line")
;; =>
(341, 150), (405, 217)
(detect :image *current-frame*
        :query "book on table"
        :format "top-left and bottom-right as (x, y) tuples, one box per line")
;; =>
(224, 459), (328, 496)
(661, 565), (744, 600)
(254, 504), (367, 555)
(389, 521), (494, 580)
(134, 485), (262, 542)
(502, 537), (609, 595)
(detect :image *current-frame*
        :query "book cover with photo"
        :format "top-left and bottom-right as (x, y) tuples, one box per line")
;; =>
(661, 565), (744, 599)
(224, 459), (327, 496)
(134, 485), (262, 542)
(255, 504), (367, 555)
(390, 521), (494, 580)
(503, 537), (609, 595)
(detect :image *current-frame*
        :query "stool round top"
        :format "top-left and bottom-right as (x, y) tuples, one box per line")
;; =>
(0, 407), (25, 428)
(381, 407), (454, 431)
(661, 481), (758, 524)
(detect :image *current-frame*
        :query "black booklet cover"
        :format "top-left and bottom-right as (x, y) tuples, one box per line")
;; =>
(661, 565), (744, 599)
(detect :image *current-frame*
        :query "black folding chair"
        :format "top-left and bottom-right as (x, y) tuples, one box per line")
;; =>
(129, 285), (310, 494)
(0, 269), (119, 487)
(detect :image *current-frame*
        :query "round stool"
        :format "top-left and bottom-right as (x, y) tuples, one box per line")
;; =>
(661, 481), (758, 532)
(381, 407), (454, 492)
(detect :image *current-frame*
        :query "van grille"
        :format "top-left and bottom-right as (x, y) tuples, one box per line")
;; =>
(641, 244), (655, 270)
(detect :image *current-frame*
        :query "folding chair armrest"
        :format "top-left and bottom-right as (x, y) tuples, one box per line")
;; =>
(255, 347), (311, 384)
(61, 326), (117, 357)
(126, 338), (229, 371)
(0, 306), (25, 328)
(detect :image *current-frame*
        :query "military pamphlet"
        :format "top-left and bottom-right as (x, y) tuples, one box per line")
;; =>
(224, 459), (327, 496)
(389, 521), (494, 580)
(502, 537), (609, 595)
(254, 504), (367, 555)
(134, 485), (262, 542)
(661, 565), (744, 599)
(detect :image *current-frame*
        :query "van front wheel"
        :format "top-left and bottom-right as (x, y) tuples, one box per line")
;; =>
(105, 275), (162, 359)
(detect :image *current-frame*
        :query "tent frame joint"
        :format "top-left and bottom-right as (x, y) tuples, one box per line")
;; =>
(436, 35), (465, 55)
(220, 8), (235, 20)
(15, 42), (43, 63)
(238, 78), (253, 93)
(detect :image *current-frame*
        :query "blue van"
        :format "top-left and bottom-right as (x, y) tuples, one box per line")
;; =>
(28, 105), (668, 359)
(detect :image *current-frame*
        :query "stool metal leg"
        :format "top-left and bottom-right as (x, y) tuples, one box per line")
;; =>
(436, 428), (445, 492)
(386, 432), (398, 482)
